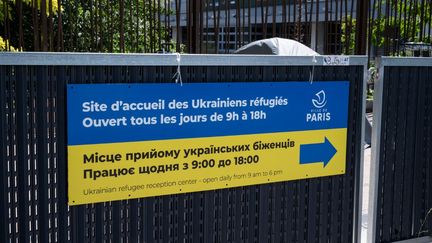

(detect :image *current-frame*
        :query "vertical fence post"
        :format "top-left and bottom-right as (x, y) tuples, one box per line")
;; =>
(56, 66), (70, 243)
(36, 66), (50, 243)
(367, 57), (385, 243)
(15, 66), (31, 243)
(368, 57), (432, 243)
(355, 58), (368, 243)
(0, 66), (9, 243)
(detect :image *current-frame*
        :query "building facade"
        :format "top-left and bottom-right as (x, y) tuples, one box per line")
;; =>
(171, 0), (358, 54)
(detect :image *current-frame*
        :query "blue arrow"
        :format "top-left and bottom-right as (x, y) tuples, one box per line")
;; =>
(300, 137), (337, 167)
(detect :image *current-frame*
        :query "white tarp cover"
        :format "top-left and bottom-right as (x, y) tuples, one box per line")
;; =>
(234, 37), (319, 56)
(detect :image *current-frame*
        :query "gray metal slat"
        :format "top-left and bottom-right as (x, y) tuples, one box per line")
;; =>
(70, 66), (90, 243)
(247, 187), (258, 243)
(373, 64), (390, 243)
(296, 181), (308, 242)
(92, 65), (108, 243)
(54, 65), (70, 243)
(29, 67), (39, 242)
(412, 68), (427, 237)
(110, 201), (121, 242)
(233, 189), (243, 242)
(342, 175), (354, 243)
(0, 66), (10, 243)
(257, 185), (269, 243)
(35, 65), (51, 243)
(329, 177), (342, 243)
(203, 192), (214, 243)
(355, 65), (366, 243)
(175, 195), (186, 242)
(140, 198), (150, 242)
(279, 183), (288, 242)
(423, 70), (432, 237)
(341, 66), (360, 243)
(16, 65), (32, 243)
(47, 66), (58, 243)
(391, 68), (410, 240)
(128, 199), (139, 242)
(71, 206), (86, 243)
(400, 66), (419, 239)
(192, 193), (203, 242)
(381, 66), (399, 242)
(226, 189), (236, 243)
(318, 179), (331, 243)
(307, 178), (319, 243)
(8, 66), (19, 242)
(286, 182), (297, 242)
(428, 76), (432, 235)
(272, 184), (282, 243)
(317, 66), (332, 243)
(267, 185), (276, 243)
(94, 204), (104, 243)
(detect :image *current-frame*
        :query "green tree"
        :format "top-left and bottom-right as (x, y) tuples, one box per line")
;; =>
(342, 0), (432, 56)
(1, 0), (173, 52)
(0, 36), (17, 50)
(62, 0), (173, 53)
(341, 16), (356, 55)
(1, 0), (61, 51)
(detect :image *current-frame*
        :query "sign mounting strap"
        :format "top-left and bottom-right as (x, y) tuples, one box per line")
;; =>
(172, 53), (183, 86)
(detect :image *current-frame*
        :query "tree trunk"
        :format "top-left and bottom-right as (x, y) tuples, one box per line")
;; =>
(355, 0), (369, 55)
(110, 1), (114, 52)
(90, 0), (94, 51)
(175, 0), (180, 52)
(144, 0), (147, 52)
(17, 0), (24, 50)
(4, 0), (9, 50)
(57, 0), (64, 51)
(135, 0), (139, 52)
(32, 0), (40, 51)
(48, 0), (53, 51)
(41, 0), (48, 51)
(120, 0), (125, 52)
(236, 0), (240, 49)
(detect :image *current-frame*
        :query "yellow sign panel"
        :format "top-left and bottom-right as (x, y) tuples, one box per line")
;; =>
(68, 128), (346, 205)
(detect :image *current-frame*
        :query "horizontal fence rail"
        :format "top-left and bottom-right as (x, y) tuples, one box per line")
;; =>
(0, 53), (366, 243)
(369, 57), (432, 243)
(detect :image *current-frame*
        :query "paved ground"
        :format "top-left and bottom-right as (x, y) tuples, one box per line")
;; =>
(361, 113), (373, 243)
(361, 146), (371, 243)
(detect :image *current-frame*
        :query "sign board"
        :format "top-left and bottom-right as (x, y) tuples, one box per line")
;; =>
(323, 56), (350, 66)
(67, 81), (349, 205)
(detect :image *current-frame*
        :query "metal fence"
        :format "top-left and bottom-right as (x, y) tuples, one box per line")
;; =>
(0, 53), (366, 243)
(369, 57), (432, 243)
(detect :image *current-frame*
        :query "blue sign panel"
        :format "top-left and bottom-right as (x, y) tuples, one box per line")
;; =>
(67, 81), (349, 146)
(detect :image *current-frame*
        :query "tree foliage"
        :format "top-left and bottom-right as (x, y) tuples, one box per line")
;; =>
(342, 0), (432, 56)
(0, 36), (17, 50)
(1, 0), (173, 52)
(1, 0), (59, 21)
(63, 0), (173, 53)
(371, 1), (431, 46)
(341, 16), (356, 55)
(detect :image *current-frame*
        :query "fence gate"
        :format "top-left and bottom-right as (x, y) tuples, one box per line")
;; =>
(369, 57), (432, 243)
(0, 53), (366, 243)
